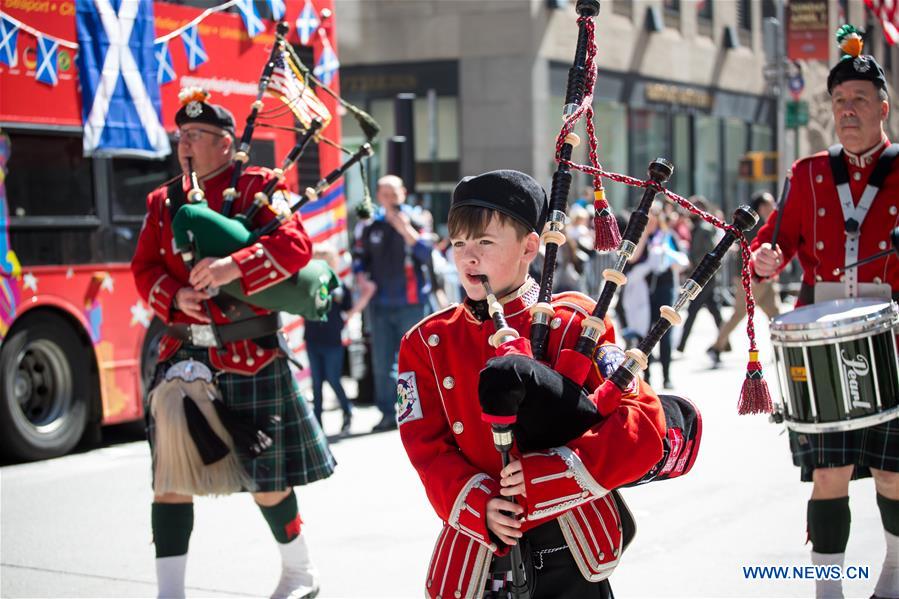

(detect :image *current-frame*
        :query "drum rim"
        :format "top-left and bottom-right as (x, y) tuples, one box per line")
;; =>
(770, 301), (898, 343)
(771, 321), (899, 345)
(782, 405), (899, 433)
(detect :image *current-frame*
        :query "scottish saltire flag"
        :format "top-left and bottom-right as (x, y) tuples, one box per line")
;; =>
(180, 24), (207, 71)
(76, 0), (170, 158)
(0, 15), (19, 67)
(295, 0), (319, 46)
(313, 35), (338, 85)
(154, 40), (175, 85)
(35, 37), (59, 86)
(236, 0), (265, 38)
(267, 0), (286, 21)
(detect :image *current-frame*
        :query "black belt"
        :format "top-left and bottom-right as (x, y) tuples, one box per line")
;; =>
(167, 314), (281, 348)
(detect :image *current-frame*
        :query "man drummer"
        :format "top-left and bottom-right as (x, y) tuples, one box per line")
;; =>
(751, 27), (899, 599)
(131, 88), (335, 599)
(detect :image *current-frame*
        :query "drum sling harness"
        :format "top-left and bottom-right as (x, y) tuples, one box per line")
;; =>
(828, 143), (899, 298)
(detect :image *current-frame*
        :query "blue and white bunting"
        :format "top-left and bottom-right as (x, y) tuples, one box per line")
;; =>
(267, 0), (286, 22)
(295, 0), (319, 46)
(35, 36), (58, 86)
(154, 40), (175, 85)
(75, 0), (170, 158)
(236, 0), (265, 39)
(313, 36), (339, 85)
(180, 24), (207, 71)
(0, 14), (19, 68)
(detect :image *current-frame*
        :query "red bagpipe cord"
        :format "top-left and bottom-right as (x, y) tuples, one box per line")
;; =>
(555, 160), (774, 414)
(553, 14), (772, 413)
(554, 17), (622, 252)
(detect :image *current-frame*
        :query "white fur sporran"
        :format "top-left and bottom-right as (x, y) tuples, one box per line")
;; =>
(150, 359), (256, 496)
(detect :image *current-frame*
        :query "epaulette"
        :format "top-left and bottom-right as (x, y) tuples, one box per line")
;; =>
(551, 290), (596, 316)
(792, 150), (829, 172)
(404, 304), (459, 340)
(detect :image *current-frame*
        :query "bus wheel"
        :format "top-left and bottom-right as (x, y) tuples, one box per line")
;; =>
(0, 313), (90, 461)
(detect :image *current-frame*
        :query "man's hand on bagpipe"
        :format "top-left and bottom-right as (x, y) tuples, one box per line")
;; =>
(174, 287), (211, 323)
(188, 256), (242, 291)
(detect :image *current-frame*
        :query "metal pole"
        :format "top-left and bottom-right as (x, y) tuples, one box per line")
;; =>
(427, 88), (438, 213)
(776, 0), (788, 196)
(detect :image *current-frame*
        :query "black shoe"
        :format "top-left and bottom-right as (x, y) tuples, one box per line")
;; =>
(706, 347), (722, 368)
(371, 415), (397, 433)
(340, 412), (352, 435)
(663, 379), (674, 389)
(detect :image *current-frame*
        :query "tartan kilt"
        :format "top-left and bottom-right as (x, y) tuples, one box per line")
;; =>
(789, 418), (899, 482)
(146, 345), (336, 492)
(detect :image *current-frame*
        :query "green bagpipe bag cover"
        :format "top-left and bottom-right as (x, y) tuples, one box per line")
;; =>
(172, 202), (339, 320)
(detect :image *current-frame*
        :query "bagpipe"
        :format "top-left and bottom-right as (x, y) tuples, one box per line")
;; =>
(170, 21), (378, 319)
(478, 0), (774, 494)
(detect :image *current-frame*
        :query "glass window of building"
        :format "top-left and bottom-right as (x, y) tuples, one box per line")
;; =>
(738, 0), (752, 31)
(723, 118), (748, 214)
(629, 108), (669, 204)
(749, 123), (776, 197)
(694, 115), (721, 204)
(671, 114), (692, 199)
(696, 0), (713, 22)
(592, 101), (628, 212)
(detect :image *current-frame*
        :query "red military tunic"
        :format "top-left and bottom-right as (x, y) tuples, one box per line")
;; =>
(752, 138), (899, 304)
(397, 279), (666, 597)
(131, 163), (312, 375)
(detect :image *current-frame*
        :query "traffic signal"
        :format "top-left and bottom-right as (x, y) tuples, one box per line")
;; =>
(739, 151), (778, 182)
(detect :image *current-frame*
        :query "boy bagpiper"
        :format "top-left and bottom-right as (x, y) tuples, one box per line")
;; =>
(397, 170), (667, 598)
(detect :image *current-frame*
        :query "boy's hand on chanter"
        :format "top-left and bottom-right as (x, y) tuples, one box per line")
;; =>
(500, 459), (526, 498)
(486, 497), (523, 546)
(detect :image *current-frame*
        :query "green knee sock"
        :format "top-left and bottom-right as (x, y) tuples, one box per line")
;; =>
(807, 497), (850, 554)
(259, 489), (302, 544)
(877, 493), (899, 536)
(152, 502), (194, 558)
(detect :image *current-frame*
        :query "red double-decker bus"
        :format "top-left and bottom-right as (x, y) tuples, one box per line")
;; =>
(0, 0), (346, 460)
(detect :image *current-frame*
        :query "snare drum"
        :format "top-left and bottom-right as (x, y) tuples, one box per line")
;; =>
(770, 298), (899, 433)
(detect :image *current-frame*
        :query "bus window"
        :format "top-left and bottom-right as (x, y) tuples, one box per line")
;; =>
(6, 131), (95, 219)
(110, 149), (180, 221)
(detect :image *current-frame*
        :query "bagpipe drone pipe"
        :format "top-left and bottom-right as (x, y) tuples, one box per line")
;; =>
(479, 0), (774, 487)
(169, 22), (378, 319)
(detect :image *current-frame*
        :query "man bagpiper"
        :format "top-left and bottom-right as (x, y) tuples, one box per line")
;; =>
(131, 88), (334, 599)
(751, 27), (899, 599)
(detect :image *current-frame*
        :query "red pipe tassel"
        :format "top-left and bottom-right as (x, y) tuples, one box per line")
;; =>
(593, 188), (621, 251)
(738, 351), (773, 415)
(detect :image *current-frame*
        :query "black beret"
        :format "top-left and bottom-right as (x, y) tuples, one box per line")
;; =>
(828, 54), (887, 94)
(451, 169), (548, 233)
(174, 88), (236, 135)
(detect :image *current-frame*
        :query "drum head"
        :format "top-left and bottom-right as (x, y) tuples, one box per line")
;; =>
(770, 298), (898, 344)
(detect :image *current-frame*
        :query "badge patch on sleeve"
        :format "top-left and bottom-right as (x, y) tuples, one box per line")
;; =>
(594, 344), (638, 394)
(397, 372), (423, 425)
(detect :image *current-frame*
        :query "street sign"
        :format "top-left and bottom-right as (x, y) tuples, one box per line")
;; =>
(788, 73), (804, 99)
(786, 100), (809, 128)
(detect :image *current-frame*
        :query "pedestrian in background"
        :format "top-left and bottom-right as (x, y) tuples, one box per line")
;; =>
(353, 175), (433, 432)
(303, 242), (375, 436)
(676, 196), (724, 353)
(708, 191), (780, 367)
